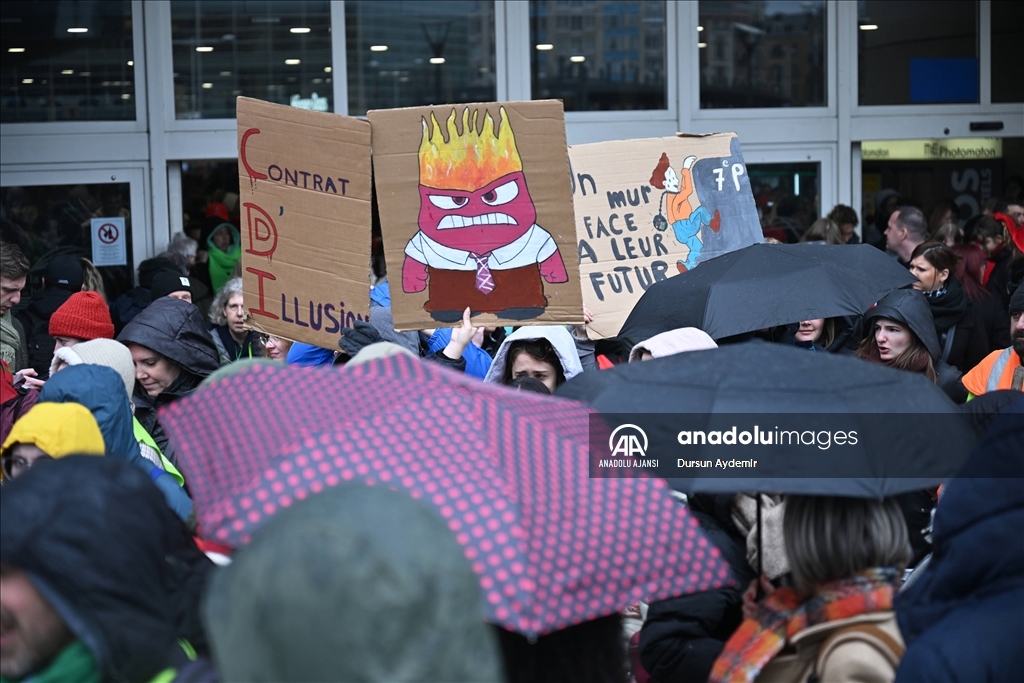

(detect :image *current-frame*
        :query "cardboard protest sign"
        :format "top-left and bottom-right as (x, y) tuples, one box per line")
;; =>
(236, 97), (371, 349)
(569, 133), (763, 339)
(368, 100), (583, 330)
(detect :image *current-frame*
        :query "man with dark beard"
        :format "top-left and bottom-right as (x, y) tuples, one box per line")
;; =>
(962, 283), (1024, 394)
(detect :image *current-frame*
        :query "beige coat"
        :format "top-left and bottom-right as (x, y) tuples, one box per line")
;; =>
(755, 611), (903, 683)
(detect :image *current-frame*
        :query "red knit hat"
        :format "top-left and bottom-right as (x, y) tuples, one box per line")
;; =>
(49, 291), (115, 341)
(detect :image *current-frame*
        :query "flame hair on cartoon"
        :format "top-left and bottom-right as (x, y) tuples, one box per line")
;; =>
(418, 107), (523, 192)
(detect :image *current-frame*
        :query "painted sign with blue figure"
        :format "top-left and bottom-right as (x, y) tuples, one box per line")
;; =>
(570, 133), (763, 338)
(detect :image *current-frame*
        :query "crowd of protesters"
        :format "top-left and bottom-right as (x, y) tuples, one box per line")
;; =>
(1, 183), (1023, 683)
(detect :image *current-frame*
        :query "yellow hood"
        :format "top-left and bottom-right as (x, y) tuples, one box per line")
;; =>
(2, 403), (105, 478)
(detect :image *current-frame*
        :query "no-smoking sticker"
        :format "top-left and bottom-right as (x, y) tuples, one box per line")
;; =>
(91, 217), (127, 267)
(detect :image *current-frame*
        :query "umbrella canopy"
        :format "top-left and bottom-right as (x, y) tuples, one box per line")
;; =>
(618, 242), (917, 343)
(556, 341), (977, 497)
(160, 355), (731, 636)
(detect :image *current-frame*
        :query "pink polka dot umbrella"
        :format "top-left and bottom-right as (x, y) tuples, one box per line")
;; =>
(160, 354), (731, 636)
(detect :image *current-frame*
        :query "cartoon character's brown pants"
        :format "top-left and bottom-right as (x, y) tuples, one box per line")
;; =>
(425, 265), (547, 313)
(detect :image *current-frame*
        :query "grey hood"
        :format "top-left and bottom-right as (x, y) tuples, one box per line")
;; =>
(203, 485), (504, 682)
(864, 288), (941, 360)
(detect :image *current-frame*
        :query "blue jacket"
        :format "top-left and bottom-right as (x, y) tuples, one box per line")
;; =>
(39, 365), (194, 523)
(426, 329), (493, 380)
(286, 342), (335, 367)
(896, 400), (1024, 682)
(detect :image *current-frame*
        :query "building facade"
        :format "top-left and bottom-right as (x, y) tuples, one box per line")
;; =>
(2, 0), (1021, 299)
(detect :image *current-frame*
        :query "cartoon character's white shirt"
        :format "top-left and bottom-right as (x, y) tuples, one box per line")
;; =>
(405, 224), (557, 271)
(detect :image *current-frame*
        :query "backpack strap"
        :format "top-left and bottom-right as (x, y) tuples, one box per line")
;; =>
(940, 323), (957, 364)
(813, 623), (904, 679)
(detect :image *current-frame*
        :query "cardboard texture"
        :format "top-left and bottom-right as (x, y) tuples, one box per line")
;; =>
(569, 133), (763, 339)
(236, 97), (371, 349)
(368, 100), (583, 330)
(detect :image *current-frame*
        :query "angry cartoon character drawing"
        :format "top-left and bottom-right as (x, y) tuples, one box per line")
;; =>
(401, 107), (569, 322)
(650, 153), (721, 273)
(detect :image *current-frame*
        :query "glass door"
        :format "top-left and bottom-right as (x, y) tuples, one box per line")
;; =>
(1, 166), (150, 302)
(738, 145), (836, 243)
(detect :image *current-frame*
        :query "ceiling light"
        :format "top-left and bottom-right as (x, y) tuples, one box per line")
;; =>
(570, 55), (585, 63)
(536, 43), (554, 50)
(429, 57), (445, 64)
(127, 60), (133, 66)
(79, 71), (91, 76)
(22, 78), (33, 84)
(285, 58), (300, 65)
(370, 45), (388, 52)
(859, 24), (878, 30)
(324, 66), (332, 73)
(220, 70), (231, 76)
(61, 69), (74, 75)
(697, 25), (704, 32)
(698, 42), (708, 48)
(196, 46), (214, 52)
(232, 89), (242, 95)
(8, 47), (25, 53)
(290, 27), (311, 34)
(121, 93), (130, 99)
(202, 82), (213, 89)
(67, 27), (88, 33)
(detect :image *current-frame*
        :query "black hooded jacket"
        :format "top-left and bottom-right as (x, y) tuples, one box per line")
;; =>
(14, 286), (74, 378)
(639, 494), (755, 683)
(0, 457), (214, 682)
(865, 288), (966, 402)
(896, 400), (1024, 681)
(864, 289), (958, 563)
(118, 297), (220, 463)
(109, 256), (180, 336)
(921, 277), (990, 374)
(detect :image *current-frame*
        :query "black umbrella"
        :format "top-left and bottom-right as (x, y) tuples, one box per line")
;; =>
(557, 341), (976, 497)
(617, 243), (917, 343)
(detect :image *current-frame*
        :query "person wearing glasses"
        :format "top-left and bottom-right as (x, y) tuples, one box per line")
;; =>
(1, 402), (104, 480)
(260, 333), (292, 361)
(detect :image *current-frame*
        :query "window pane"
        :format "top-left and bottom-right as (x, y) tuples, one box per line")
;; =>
(992, 0), (1023, 103)
(1, 183), (134, 301)
(750, 162), (820, 242)
(858, 0), (977, 106)
(171, 1), (333, 120)
(1, 1), (135, 123)
(346, 1), (496, 117)
(530, 0), (667, 111)
(698, 0), (826, 109)
(181, 159), (240, 243)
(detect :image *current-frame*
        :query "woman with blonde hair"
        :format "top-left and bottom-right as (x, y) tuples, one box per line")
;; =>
(79, 257), (107, 301)
(710, 495), (910, 682)
(930, 222), (963, 248)
(800, 218), (842, 245)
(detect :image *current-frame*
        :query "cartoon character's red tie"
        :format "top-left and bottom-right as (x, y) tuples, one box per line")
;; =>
(470, 252), (495, 294)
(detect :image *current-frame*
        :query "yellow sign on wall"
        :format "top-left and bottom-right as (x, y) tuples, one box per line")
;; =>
(862, 138), (1002, 161)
